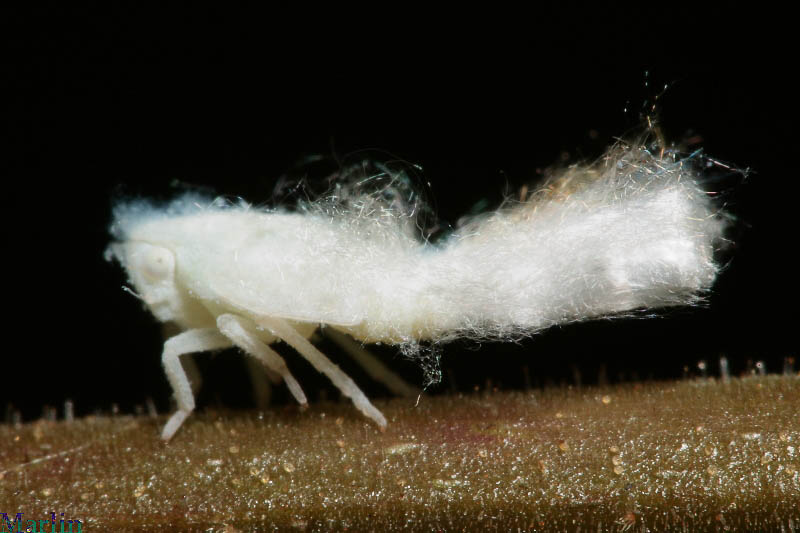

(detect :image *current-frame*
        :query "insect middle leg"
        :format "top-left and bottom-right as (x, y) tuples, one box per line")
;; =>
(216, 314), (308, 407)
(161, 328), (232, 441)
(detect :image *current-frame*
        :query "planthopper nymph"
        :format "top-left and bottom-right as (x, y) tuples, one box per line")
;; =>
(107, 139), (726, 440)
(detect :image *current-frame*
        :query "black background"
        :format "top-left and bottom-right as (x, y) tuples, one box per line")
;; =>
(5, 6), (795, 420)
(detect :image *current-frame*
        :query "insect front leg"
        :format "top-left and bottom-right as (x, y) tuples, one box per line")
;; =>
(161, 328), (232, 441)
(216, 314), (308, 407)
(256, 316), (388, 429)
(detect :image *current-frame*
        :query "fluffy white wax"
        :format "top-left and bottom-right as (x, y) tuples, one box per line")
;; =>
(111, 142), (724, 347)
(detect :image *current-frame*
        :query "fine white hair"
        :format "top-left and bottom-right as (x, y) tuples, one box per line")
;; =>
(109, 138), (726, 436)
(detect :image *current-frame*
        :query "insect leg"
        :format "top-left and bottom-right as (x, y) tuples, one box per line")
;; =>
(323, 327), (421, 397)
(243, 356), (275, 409)
(163, 323), (203, 396)
(256, 316), (388, 428)
(162, 328), (232, 441)
(216, 314), (308, 407)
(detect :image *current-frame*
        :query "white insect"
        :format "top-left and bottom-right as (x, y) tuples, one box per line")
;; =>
(107, 140), (725, 440)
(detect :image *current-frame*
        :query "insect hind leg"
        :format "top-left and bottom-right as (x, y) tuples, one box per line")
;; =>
(256, 316), (388, 429)
(323, 327), (421, 398)
(161, 328), (232, 441)
(243, 356), (275, 409)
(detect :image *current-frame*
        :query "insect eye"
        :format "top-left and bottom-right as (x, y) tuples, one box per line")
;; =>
(141, 245), (175, 281)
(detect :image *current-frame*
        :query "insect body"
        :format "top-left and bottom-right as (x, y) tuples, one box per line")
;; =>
(108, 210), (414, 439)
(108, 142), (725, 439)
